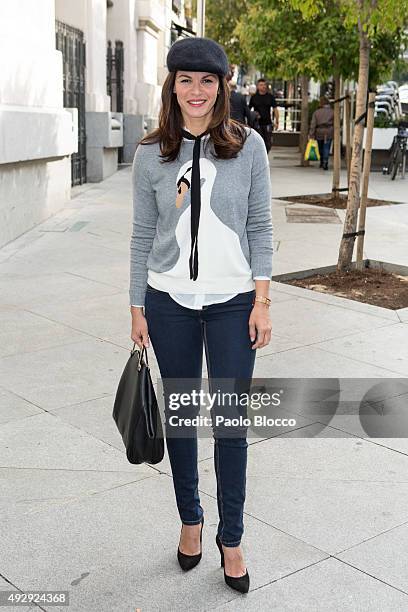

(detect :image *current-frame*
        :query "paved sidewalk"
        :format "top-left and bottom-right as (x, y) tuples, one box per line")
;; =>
(1, 153), (408, 611)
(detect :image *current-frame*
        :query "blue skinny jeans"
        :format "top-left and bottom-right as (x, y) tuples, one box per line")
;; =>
(144, 284), (256, 547)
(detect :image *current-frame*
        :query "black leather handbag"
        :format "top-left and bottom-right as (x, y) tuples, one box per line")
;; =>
(112, 343), (164, 464)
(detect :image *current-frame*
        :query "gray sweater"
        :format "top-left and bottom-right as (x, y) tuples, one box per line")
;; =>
(129, 126), (273, 306)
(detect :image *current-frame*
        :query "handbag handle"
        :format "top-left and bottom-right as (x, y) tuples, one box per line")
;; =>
(131, 342), (150, 370)
(130, 343), (155, 438)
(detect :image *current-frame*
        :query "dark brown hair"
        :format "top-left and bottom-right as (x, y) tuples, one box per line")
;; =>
(137, 71), (249, 162)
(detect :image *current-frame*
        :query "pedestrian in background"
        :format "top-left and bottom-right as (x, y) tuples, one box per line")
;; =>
(226, 72), (253, 125)
(309, 96), (334, 170)
(249, 78), (279, 152)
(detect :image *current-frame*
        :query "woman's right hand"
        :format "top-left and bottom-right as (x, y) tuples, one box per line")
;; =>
(130, 307), (150, 349)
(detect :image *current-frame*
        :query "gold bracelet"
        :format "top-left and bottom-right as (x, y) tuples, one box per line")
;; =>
(252, 295), (271, 307)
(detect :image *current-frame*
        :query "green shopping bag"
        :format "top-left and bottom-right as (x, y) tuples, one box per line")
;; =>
(304, 139), (320, 162)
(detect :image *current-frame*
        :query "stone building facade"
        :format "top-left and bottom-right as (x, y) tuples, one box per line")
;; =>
(0, 0), (195, 247)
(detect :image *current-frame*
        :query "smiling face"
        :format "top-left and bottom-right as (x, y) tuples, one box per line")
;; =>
(173, 71), (219, 124)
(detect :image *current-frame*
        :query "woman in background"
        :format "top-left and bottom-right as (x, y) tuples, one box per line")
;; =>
(309, 96), (334, 170)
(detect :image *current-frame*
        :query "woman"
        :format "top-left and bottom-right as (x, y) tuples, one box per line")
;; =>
(309, 96), (334, 170)
(129, 37), (273, 594)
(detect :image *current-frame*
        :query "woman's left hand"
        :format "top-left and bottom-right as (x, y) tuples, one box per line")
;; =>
(249, 303), (272, 349)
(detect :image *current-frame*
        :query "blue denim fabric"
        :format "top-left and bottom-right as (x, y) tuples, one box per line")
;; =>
(144, 284), (256, 547)
(317, 138), (332, 164)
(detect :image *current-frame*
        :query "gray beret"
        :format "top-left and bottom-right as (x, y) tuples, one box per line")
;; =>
(167, 37), (229, 77)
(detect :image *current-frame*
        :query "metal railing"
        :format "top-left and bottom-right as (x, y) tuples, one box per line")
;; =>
(275, 98), (303, 132)
(55, 20), (87, 186)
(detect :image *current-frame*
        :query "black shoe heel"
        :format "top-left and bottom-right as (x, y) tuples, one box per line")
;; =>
(215, 534), (250, 594)
(177, 515), (204, 571)
(216, 533), (225, 567)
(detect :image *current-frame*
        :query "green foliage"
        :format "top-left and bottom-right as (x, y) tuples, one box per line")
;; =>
(233, 0), (408, 85)
(204, 0), (408, 88)
(235, 0), (358, 81)
(205, 0), (250, 65)
(288, 0), (408, 35)
(369, 29), (408, 87)
(235, 2), (309, 79)
(392, 57), (408, 83)
(373, 114), (399, 128)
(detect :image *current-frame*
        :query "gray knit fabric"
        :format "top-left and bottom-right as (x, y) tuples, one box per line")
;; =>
(129, 127), (273, 306)
(166, 37), (229, 76)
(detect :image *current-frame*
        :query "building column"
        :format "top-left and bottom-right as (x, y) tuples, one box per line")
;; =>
(85, 0), (123, 181)
(106, 0), (166, 163)
(0, 1), (76, 247)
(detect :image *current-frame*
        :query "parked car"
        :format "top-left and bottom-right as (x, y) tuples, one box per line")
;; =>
(399, 83), (408, 115)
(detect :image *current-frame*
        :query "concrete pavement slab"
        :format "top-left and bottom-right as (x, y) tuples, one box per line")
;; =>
(2, 237), (128, 290)
(0, 411), (151, 472)
(312, 411), (408, 453)
(365, 438), (408, 454)
(272, 375), (408, 442)
(2, 153), (408, 611)
(272, 257), (336, 277)
(268, 289), (298, 305)
(366, 243), (408, 267)
(253, 345), (402, 378)
(252, 332), (304, 357)
(276, 238), (342, 268)
(271, 281), (401, 322)
(0, 305), (90, 359)
(61, 261), (130, 292)
(0, 389), (43, 425)
(48, 394), (134, 450)
(0, 466), (154, 522)
(20, 292), (133, 341)
(198, 429), (408, 554)
(337, 522), (408, 594)
(317, 323), (408, 376)
(49, 394), (215, 473)
(268, 296), (397, 345)
(104, 336), (163, 382)
(397, 307), (408, 322)
(271, 168), (336, 199)
(0, 577), (22, 612)
(269, 150), (408, 204)
(0, 338), (131, 411)
(216, 557), (408, 611)
(0, 472), (328, 612)
(0, 269), (120, 310)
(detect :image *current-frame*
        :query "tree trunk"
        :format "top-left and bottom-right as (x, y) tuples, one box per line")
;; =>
(337, 24), (370, 271)
(345, 90), (352, 185)
(356, 91), (376, 270)
(332, 73), (341, 194)
(299, 75), (310, 166)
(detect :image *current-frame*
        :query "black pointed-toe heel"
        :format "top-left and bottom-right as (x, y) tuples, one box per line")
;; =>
(177, 515), (204, 571)
(216, 533), (250, 594)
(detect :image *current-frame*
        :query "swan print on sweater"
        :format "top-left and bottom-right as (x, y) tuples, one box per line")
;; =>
(129, 127), (273, 305)
(167, 157), (253, 283)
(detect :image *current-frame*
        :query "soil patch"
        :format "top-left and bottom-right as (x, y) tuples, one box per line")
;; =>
(279, 193), (397, 209)
(281, 268), (408, 310)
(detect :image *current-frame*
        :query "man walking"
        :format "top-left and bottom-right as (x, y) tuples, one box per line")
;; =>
(226, 73), (255, 126)
(249, 78), (279, 152)
(229, 82), (252, 124)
